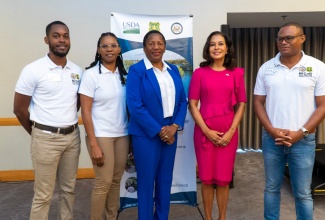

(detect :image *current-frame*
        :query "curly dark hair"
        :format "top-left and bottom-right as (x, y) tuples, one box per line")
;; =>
(200, 31), (236, 70)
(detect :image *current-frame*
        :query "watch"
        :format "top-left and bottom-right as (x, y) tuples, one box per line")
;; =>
(301, 127), (309, 137)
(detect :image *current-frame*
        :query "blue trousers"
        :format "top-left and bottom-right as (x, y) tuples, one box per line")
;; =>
(132, 134), (177, 220)
(262, 130), (315, 220)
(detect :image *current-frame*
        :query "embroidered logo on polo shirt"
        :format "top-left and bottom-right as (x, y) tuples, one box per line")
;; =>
(265, 68), (278, 75)
(71, 73), (80, 85)
(299, 66), (312, 77)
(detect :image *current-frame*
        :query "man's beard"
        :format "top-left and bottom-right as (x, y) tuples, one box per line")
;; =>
(49, 44), (70, 57)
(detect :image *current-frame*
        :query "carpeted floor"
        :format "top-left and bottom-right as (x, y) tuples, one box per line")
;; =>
(1, 151), (324, 220)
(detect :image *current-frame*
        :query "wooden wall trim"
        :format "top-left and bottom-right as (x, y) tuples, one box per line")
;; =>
(0, 118), (21, 126)
(0, 168), (94, 182)
(0, 117), (83, 126)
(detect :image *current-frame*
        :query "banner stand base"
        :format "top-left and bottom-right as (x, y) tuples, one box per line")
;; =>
(116, 203), (204, 220)
(195, 203), (205, 219)
(116, 209), (122, 220)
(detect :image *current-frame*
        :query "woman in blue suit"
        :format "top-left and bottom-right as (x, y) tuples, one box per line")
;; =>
(126, 30), (187, 220)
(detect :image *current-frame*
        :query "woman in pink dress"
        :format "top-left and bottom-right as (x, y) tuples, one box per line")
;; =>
(188, 31), (246, 220)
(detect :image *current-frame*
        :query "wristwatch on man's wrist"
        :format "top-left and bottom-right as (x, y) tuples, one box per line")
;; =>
(301, 127), (309, 137)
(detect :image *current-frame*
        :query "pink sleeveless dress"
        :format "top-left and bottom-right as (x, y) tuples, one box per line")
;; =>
(188, 66), (246, 186)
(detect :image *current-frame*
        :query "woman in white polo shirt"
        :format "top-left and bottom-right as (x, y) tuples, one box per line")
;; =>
(79, 32), (129, 220)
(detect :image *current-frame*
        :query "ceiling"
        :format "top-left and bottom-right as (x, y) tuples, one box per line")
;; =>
(227, 11), (325, 28)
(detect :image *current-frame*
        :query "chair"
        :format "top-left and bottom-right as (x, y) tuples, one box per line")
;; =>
(312, 144), (325, 198)
(284, 143), (325, 198)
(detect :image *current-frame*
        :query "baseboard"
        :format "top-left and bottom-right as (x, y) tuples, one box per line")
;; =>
(0, 168), (94, 182)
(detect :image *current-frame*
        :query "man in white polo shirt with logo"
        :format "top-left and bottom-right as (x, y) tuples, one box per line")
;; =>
(13, 21), (82, 220)
(254, 22), (325, 220)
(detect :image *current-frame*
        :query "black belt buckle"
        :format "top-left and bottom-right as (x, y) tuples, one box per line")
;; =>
(33, 122), (77, 135)
(61, 123), (77, 135)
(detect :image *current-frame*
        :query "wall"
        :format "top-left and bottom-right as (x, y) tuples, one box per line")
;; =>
(1, 0), (324, 171)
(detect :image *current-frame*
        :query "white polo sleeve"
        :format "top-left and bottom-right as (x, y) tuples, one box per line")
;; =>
(315, 60), (325, 96)
(254, 65), (267, 96)
(78, 69), (97, 98)
(15, 65), (37, 96)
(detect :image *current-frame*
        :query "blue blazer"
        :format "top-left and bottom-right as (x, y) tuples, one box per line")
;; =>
(126, 59), (187, 138)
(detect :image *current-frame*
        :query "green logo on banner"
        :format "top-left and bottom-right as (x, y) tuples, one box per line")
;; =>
(149, 22), (160, 31)
(123, 29), (140, 34)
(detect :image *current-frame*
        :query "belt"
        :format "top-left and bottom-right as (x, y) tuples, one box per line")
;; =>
(33, 122), (78, 135)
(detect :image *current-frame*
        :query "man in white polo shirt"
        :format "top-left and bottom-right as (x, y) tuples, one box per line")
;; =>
(254, 22), (325, 220)
(13, 21), (82, 220)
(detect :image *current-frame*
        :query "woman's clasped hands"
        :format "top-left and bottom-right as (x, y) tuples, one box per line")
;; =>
(159, 125), (178, 145)
(205, 128), (235, 147)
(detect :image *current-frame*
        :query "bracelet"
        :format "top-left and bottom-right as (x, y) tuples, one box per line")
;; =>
(172, 123), (179, 129)
(230, 127), (236, 131)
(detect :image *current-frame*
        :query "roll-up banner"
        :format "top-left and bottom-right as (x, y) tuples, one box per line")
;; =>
(111, 12), (196, 211)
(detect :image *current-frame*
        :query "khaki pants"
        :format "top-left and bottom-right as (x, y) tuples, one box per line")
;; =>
(86, 136), (129, 220)
(30, 126), (81, 220)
